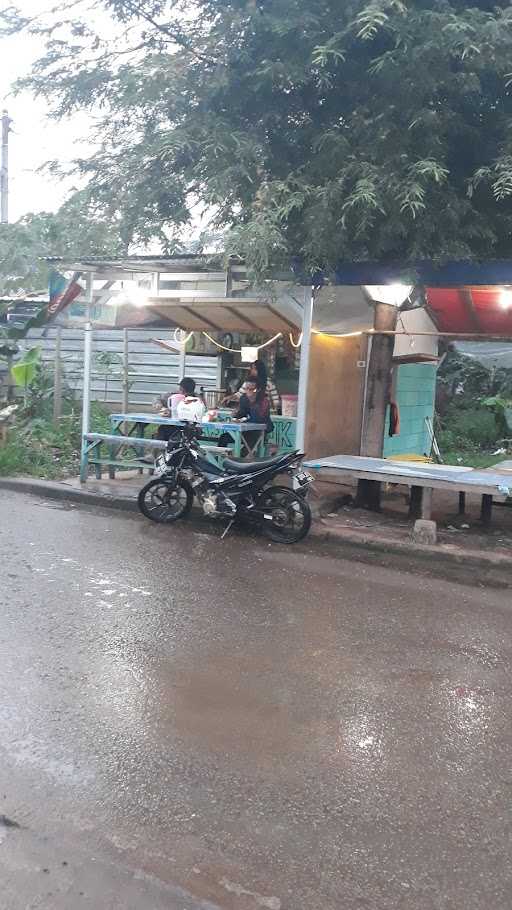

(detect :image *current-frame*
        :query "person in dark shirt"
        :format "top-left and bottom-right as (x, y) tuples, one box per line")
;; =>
(220, 359), (281, 413)
(235, 380), (273, 431)
(233, 379), (273, 456)
(249, 359), (281, 414)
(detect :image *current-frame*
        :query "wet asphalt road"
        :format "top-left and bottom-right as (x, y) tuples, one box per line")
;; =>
(0, 490), (511, 910)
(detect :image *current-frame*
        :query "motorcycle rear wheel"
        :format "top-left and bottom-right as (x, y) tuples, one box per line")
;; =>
(138, 477), (193, 523)
(258, 486), (312, 543)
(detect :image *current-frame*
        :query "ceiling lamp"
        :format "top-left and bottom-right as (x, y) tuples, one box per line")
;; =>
(364, 284), (413, 308)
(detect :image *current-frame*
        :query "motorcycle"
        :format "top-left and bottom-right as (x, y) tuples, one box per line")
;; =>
(137, 424), (314, 543)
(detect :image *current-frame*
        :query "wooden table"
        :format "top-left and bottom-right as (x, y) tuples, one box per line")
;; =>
(304, 454), (512, 525)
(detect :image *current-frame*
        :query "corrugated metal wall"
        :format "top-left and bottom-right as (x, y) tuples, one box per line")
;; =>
(21, 327), (219, 408)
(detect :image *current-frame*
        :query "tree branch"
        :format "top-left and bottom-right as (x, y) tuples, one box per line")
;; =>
(117, 0), (217, 64)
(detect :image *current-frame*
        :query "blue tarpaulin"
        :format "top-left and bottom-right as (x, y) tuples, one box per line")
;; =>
(329, 260), (512, 287)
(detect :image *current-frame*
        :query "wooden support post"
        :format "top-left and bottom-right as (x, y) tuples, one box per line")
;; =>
(117, 329), (130, 473)
(421, 487), (433, 520)
(409, 486), (423, 519)
(53, 325), (62, 422)
(356, 479), (382, 512)
(481, 494), (493, 527)
(225, 261), (233, 298)
(361, 302), (397, 457)
(409, 485), (433, 520)
(296, 287), (313, 453)
(79, 273), (94, 483)
(458, 492), (466, 515)
(122, 328), (129, 415)
(178, 343), (186, 380)
(6, 353), (14, 401)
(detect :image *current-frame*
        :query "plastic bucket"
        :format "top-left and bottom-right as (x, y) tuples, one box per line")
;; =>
(281, 394), (298, 417)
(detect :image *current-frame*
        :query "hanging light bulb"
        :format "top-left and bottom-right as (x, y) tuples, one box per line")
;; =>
(500, 288), (512, 310)
(364, 285), (413, 308)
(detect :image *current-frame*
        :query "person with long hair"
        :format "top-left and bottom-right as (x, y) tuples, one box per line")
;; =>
(232, 378), (274, 456)
(221, 358), (281, 413)
(248, 359), (281, 414)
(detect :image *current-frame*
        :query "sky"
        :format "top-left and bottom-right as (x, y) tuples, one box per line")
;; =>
(0, 2), (99, 222)
(0, 2), (207, 244)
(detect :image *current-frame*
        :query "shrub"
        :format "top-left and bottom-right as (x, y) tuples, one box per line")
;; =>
(0, 430), (62, 478)
(446, 407), (500, 449)
(0, 402), (113, 479)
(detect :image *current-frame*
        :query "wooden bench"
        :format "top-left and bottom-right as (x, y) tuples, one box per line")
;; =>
(81, 433), (165, 481)
(304, 454), (512, 526)
(201, 445), (233, 460)
(81, 433), (234, 481)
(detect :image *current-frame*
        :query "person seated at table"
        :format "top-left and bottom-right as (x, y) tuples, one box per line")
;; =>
(221, 359), (281, 414)
(250, 359), (281, 415)
(220, 371), (248, 407)
(176, 377), (207, 422)
(154, 380), (184, 443)
(232, 379), (273, 456)
(155, 378), (204, 445)
(168, 382), (187, 418)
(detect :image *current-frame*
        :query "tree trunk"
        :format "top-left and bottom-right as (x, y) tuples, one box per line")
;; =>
(361, 302), (397, 458)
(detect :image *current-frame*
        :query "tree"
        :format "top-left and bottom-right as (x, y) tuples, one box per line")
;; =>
(4, 1), (512, 274)
(0, 191), (126, 296)
(94, 351), (123, 400)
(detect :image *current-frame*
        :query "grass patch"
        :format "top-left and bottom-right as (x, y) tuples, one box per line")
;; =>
(0, 431), (65, 479)
(441, 451), (508, 469)
(0, 402), (112, 479)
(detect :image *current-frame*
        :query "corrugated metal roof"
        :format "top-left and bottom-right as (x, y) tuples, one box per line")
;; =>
(43, 254), (234, 275)
(427, 287), (512, 336)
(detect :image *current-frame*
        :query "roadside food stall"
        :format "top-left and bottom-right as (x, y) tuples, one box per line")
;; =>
(43, 255), (308, 478)
(42, 254), (512, 529)
(304, 261), (512, 525)
(44, 254), (447, 481)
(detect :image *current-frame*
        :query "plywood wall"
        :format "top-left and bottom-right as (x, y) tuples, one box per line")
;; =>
(304, 334), (368, 459)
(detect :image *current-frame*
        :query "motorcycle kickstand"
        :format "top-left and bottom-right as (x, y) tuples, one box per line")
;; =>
(220, 519), (235, 540)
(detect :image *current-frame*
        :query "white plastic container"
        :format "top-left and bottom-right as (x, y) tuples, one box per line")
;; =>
(281, 394), (298, 418)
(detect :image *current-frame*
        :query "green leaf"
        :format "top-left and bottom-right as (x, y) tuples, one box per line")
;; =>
(11, 348), (41, 388)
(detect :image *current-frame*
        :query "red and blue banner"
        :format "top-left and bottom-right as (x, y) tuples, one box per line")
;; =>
(47, 269), (83, 321)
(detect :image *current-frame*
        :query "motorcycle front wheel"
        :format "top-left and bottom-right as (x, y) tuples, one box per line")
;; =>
(258, 486), (312, 543)
(138, 477), (193, 524)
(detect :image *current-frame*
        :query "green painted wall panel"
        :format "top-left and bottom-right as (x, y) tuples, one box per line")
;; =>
(383, 363), (437, 457)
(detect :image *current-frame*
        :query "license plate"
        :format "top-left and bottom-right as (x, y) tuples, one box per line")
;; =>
(293, 471), (313, 490)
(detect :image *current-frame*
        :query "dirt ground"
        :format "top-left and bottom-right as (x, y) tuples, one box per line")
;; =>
(313, 479), (512, 556)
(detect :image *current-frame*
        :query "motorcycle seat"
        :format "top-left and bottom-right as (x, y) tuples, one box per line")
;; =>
(223, 453), (292, 474)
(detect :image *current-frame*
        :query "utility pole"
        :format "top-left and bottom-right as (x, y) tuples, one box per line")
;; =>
(1, 110), (11, 224)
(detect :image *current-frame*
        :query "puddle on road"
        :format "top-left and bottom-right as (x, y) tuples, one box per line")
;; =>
(32, 498), (76, 512)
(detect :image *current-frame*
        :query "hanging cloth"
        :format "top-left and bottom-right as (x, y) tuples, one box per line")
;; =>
(389, 401), (400, 437)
